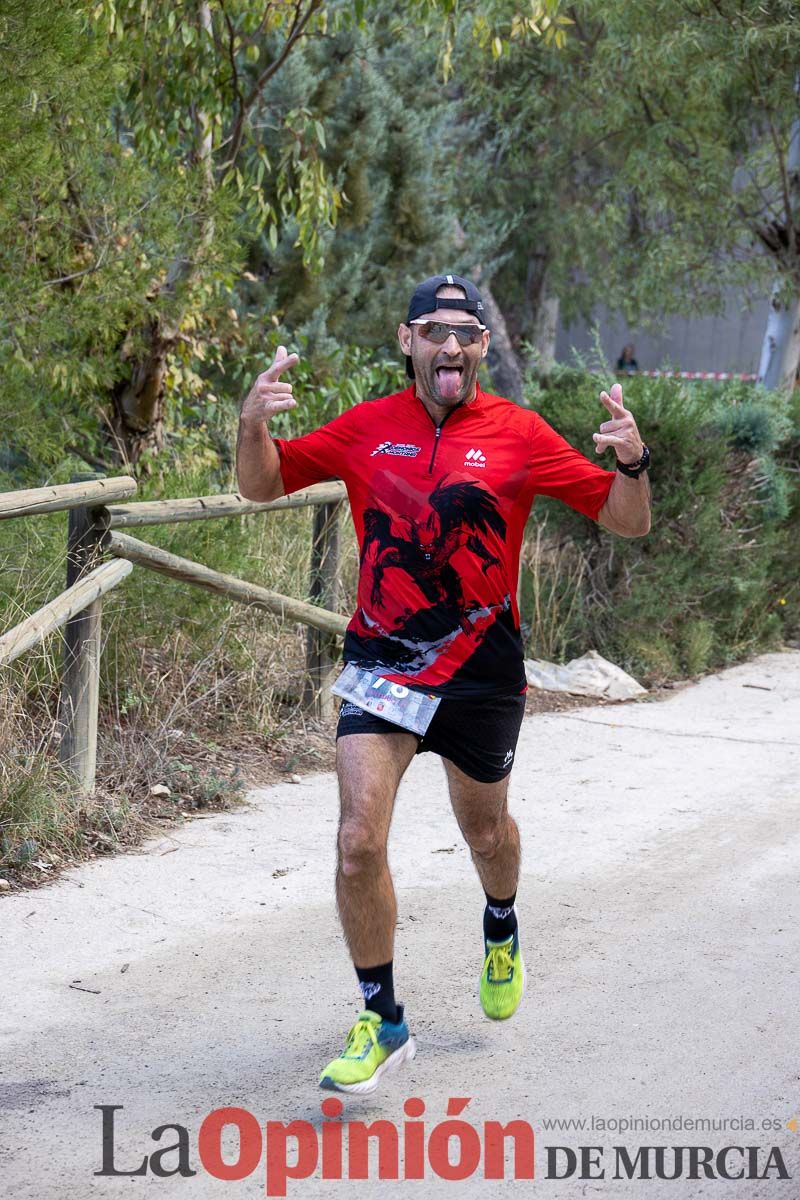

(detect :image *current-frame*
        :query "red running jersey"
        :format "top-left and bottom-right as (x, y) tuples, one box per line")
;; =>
(274, 383), (615, 698)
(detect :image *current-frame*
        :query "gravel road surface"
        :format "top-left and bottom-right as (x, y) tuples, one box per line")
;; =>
(2, 651), (799, 1198)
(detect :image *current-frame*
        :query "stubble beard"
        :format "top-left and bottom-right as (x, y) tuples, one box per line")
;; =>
(416, 358), (480, 412)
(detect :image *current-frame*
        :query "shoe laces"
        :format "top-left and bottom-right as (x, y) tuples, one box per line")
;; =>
(487, 942), (515, 982)
(344, 1016), (379, 1058)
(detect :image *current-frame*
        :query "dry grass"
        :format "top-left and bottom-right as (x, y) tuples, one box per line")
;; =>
(0, 502), (360, 885)
(520, 519), (589, 663)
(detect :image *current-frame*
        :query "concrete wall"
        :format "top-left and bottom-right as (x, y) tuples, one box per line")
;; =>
(556, 291), (771, 375)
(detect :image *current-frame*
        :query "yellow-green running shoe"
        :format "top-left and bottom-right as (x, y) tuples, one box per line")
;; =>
(480, 931), (524, 1019)
(319, 1006), (416, 1094)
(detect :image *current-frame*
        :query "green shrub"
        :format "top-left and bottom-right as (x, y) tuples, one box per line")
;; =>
(522, 370), (798, 681)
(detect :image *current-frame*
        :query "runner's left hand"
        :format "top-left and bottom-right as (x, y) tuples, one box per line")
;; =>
(592, 382), (644, 464)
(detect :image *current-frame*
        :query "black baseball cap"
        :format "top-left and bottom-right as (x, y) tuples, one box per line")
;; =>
(404, 273), (486, 379)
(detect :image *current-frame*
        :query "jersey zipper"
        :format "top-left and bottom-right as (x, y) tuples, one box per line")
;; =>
(428, 425), (442, 474)
(426, 404), (459, 474)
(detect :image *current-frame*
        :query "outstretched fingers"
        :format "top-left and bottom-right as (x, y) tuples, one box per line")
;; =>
(593, 431), (628, 453)
(594, 382), (644, 458)
(600, 381), (627, 419)
(241, 345), (300, 424)
(264, 344), (299, 383)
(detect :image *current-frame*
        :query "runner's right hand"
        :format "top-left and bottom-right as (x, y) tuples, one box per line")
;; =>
(240, 345), (298, 425)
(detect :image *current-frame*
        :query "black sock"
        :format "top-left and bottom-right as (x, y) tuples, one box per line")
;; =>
(483, 891), (518, 943)
(355, 961), (398, 1023)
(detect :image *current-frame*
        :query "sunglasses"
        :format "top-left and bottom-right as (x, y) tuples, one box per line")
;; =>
(409, 319), (486, 346)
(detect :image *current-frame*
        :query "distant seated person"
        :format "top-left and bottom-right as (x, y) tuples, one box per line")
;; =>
(616, 344), (638, 372)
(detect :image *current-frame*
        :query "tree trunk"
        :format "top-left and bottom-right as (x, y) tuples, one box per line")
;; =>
(109, 318), (176, 465)
(757, 288), (800, 392)
(108, 3), (214, 466)
(531, 295), (560, 374)
(482, 284), (524, 404)
(525, 252), (559, 377)
(757, 75), (800, 392)
(457, 227), (524, 404)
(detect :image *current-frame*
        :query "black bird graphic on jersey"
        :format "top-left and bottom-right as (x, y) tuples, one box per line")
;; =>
(360, 478), (506, 633)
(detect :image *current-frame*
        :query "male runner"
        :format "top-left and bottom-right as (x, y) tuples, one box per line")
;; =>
(237, 274), (651, 1094)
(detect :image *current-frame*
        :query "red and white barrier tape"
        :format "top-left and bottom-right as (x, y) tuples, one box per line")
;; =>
(616, 369), (758, 381)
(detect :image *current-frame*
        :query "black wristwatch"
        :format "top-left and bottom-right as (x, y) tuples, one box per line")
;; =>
(616, 444), (650, 478)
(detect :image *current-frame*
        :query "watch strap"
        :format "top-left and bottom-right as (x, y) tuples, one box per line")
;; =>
(616, 444), (650, 478)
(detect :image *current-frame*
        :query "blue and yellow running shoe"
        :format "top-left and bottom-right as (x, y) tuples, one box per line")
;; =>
(319, 1007), (416, 1094)
(480, 931), (525, 1020)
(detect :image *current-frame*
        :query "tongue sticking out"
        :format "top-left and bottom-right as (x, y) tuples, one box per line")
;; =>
(437, 368), (462, 399)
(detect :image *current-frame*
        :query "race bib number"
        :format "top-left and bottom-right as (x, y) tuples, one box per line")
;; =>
(332, 664), (441, 736)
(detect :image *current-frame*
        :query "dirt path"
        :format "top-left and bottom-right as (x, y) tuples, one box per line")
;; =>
(2, 650), (799, 1197)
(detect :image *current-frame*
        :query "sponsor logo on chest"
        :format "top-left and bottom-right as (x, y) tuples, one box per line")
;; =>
(371, 441), (422, 458)
(464, 448), (487, 468)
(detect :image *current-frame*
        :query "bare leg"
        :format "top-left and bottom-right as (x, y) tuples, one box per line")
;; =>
(335, 731), (417, 967)
(443, 757), (521, 899)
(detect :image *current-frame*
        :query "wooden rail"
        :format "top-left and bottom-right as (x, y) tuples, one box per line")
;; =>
(0, 560), (132, 667)
(107, 532), (348, 637)
(2, 471), (348, 794)
(0, 476), (136, 519)
(106, 481), (346, 528)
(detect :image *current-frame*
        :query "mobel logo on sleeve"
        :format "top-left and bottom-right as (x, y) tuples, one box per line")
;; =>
(332, 663), (440, 735)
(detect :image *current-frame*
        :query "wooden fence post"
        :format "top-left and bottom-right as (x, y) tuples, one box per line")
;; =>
(304, 500), (342, 717)
(58, 472), (109, 793)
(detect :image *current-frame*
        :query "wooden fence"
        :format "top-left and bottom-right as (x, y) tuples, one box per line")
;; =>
(0, 474), (349, 795)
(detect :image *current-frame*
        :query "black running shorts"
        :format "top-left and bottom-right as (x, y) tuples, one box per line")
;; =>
(336, 691), (527, 783)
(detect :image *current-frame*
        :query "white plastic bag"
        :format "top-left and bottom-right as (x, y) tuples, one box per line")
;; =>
(524, 649), (646, 701)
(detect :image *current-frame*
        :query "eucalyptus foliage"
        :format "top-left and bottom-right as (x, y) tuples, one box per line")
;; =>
(3, 0), (798, 481)
(0, 0), (563, 475)
(454, 0), (800, 371)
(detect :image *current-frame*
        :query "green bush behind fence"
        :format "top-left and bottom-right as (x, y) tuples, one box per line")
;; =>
(524, 371), (799, 680)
